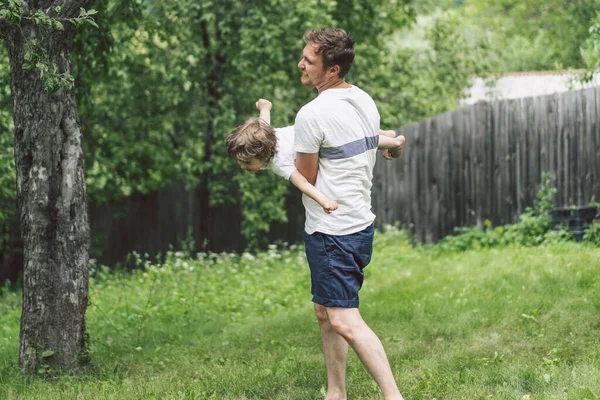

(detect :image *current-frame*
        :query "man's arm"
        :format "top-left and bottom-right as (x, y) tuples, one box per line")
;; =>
(295, 152), (319, 185)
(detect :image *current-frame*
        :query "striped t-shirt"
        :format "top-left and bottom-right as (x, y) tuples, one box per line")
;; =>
(294, 85), (380, 235)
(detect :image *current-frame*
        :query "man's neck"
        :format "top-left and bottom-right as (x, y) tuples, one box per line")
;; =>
(317, 78), (351, 94)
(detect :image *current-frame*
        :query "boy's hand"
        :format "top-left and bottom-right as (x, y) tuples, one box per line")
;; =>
(380, 129), (396, 160)
(322, 200), (339, 214)
(256, 99), (272, 112)
(389, 135), (406, 159)
(382, 135), (406, 160)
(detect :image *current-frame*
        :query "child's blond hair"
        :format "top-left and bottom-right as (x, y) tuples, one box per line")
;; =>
(225, 117), (277, 161)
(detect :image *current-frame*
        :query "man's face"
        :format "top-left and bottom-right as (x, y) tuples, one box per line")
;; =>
(236, 155), (264, 173)
(298, 43), (328, 89)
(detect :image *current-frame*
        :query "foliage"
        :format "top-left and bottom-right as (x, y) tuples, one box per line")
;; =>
(412, 0), (465, 14)
(583, 200), (600, 246)
(371, 8), (496, 128)
(1, 0), (497, 249)
(583, 222), (600, 246)
(0, 2), (99, 92)
(404, 1), (600, 75)
(0, 45), (16, 258)
(435, 172), (571, 252)
(503, 172), (557, 246)
(0, 0), (22, 24)
(0, 45), (13, 220)
(67, 0), (419, 245)
(457, 0), (600, 72)
(579, 14), (600, 83)
(374, 223), (414, 252)
(4, 0), (587, 251)
(236, 172), (289, 247)
(1, 234), (600, 398)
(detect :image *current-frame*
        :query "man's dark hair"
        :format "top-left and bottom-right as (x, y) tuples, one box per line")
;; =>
(303, 28), (355, 78)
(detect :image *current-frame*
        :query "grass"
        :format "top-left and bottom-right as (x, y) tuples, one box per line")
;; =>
(1, 230), (600, 399)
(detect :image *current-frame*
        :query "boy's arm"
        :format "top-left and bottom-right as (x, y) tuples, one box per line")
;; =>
(256, 99), (272, 125)
(295, 152), (319, 185)
(288, 170), (338, 214)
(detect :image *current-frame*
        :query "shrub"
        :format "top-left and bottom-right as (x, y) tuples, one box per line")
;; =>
(435, 172), (574, 252)
(582, 201), (600, 246)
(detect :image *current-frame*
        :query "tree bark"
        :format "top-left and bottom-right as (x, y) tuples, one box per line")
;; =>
(3, 0), (92, 373)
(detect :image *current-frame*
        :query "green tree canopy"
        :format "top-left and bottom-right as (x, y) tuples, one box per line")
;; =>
(1, 0), (488, 249)
(461, 0), (600, 72)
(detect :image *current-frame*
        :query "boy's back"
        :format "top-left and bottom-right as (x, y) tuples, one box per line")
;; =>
(266, 126), (295, 180)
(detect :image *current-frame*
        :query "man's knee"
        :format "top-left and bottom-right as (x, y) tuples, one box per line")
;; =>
(326, 308), (362, 342)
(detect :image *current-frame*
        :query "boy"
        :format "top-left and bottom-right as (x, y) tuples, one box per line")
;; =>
(225, 99), (405, 214)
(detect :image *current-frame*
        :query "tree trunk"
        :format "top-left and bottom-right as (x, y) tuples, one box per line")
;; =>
(3, 3), (91, 373)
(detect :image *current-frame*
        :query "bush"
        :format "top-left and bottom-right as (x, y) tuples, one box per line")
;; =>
(503, 172), (557, 246)
(435, 173), (574, 252)
(582, 201), (600, 246)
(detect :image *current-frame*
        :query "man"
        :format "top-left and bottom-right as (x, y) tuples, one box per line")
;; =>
(294, 28), (405, 400)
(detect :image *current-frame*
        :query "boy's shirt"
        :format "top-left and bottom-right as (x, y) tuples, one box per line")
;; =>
(264, 125), (296, 180)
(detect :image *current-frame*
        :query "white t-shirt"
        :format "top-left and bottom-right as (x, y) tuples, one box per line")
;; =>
(294, 85), (380, 235)
(265, 126), (296, 180)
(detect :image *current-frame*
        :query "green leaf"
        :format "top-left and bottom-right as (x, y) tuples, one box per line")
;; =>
(41, 350), (54, 358)
(52, 20), (64, 31)
(85, 19), (99, 29)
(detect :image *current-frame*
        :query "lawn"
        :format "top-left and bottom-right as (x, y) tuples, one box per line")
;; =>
(1, 229), (599, 399)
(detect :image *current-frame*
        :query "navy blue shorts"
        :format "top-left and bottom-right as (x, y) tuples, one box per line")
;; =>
(303, 225), (374, 308)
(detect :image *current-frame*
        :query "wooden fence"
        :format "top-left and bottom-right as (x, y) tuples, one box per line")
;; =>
(372, 86), (600, 242)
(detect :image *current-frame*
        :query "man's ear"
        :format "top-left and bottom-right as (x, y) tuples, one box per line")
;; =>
(328, 64), (341, 77)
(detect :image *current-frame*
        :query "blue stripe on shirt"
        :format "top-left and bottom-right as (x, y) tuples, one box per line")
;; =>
(318, 136), (379, 160)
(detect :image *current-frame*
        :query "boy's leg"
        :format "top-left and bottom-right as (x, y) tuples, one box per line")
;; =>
(315, 303), (348, 400)
(326, 307), (404, 400)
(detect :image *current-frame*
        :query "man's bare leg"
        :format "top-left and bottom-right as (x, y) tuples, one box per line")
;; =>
(315, 303), (349, 400)
(326, 307), (404, 400)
